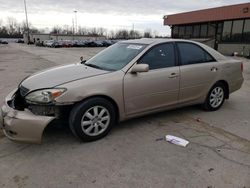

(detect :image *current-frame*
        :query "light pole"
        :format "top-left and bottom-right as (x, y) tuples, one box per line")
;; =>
(132, 23), (135, 39)
(24, 0), (30, 43)
(74, 10), (77, 34)
(72, 18), (75, 40)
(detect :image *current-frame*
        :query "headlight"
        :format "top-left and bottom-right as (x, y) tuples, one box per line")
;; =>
(25, 88), (66, 104)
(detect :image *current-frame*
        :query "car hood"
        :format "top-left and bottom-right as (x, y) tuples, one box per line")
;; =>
(20, 63), (109, 91)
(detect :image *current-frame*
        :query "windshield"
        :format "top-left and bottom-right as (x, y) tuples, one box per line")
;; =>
(85, 43), (147, 71)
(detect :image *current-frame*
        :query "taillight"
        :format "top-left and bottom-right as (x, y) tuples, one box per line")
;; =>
(241, 62), (243, 72)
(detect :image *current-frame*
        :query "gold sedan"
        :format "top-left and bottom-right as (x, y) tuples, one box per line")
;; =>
(0, 39), (244, 143)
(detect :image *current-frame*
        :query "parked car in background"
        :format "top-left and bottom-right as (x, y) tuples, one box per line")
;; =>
(57, 40), (65, 47)
(84, 40), (92, 47)
(72, 40), (87, 47)
(44, 40), (55, 47)
(33, 39), (113, 48)
(35, 42), (44, 47)
(0, 40), (8, 44)
(52, 41), (60, 48)
(16, 39), (24, 43)
(0, 39), (244, 144)
(102, 40), (113, 47)
(87, 40), (104, 47)
(27, 41), (34, 45)
(64, 40), (73, 47)
(72, 40), (79, 47)
(86, 40), (97, 47)
(35, 40), (45, 47)
(95, 40), (104, 47)
(79, 40), (88, 47)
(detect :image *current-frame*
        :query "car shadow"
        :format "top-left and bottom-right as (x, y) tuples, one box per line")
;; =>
(0, 102), (233, 158)
(42, 105), (203, 144)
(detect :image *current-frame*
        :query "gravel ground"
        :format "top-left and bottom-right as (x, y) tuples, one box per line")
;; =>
(0, 43), (250, 188)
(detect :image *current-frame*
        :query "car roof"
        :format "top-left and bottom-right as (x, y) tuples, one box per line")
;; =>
(121, 38), (197, 45)
(120, 38), (227, 61)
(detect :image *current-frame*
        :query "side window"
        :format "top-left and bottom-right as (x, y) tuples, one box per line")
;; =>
(138, 43), (175, 70)
(177, 42), (215, 65)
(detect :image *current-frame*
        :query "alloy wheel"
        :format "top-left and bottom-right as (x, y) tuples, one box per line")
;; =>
(209, 87), (224, 108)
(81, 106), (110, 136)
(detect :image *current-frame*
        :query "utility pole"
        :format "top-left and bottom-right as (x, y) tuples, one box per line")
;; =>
(132, 23), (135, 39)
(72, 18), (75, 40)
(74, 10), (77, 34)
(23, 0), (30, 43)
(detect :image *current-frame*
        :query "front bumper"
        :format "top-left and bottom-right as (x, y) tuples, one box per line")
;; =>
(0, 89), (55, 144)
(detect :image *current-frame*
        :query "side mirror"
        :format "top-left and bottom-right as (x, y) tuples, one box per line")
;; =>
(131, 64), (149, 74)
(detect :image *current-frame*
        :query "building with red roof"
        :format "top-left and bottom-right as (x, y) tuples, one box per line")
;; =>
(164, 3), (250, 55)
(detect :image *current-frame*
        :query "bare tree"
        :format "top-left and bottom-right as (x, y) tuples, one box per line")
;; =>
(50, 25), (62, 34)
(115, 29), (130, 39)
(30, 27), (39, 34)
(96, 27), (107, 36)
(129, 30), (141, 39)
(0, 18), (38, 38)
(108, 30), (115, 39)
(7, 17), (18, 35)
(143, 29), (152, 38)
(153, 30), (159, 38)
(0, 17), (161, 40)
(0, 26), (8, 37)
(16, 23), (22, 36)
(21, 21), (28, 32)
(88, 27), (98, 36)
(78, 26), (89, 35)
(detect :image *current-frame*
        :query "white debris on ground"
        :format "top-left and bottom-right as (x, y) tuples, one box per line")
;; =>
(166, 135), (189, 147)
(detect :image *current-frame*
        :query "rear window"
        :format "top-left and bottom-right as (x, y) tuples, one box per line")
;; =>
(177, 42), (215, 65)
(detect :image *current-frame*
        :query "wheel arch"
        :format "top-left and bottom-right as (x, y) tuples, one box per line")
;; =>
(203, 80), (229, 111)
(215, 80), (229, 99)
(74, 95), (120, 122)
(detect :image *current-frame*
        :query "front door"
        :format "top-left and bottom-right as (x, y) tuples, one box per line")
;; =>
(123, 43), (180, 115)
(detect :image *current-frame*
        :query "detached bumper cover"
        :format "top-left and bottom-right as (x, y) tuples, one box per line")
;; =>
(0, 89), (55, 144)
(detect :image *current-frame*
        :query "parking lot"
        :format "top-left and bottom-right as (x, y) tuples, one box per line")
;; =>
(0, 43), (250, 188)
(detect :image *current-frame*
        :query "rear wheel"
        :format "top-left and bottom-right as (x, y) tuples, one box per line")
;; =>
(69, 97), (116, 142)
(203, 83), (226, 111)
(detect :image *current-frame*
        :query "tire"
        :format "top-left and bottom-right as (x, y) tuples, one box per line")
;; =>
(203, 83), (226, 111)
(69, 97), (116, 142)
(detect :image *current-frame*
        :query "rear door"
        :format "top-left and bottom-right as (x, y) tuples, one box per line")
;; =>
(176, 42), (220, 103)
(123, 42), (180, 115)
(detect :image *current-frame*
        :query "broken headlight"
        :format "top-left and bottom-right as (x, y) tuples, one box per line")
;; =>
(25, 88), (66, 104)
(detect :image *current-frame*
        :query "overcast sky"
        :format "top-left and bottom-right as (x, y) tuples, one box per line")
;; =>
(0, 0), (249, 35)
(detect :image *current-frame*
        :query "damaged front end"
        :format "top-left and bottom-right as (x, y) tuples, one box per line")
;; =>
(0, 86), (70, 144)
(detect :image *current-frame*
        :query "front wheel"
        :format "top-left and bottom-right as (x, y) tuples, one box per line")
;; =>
(203, 83), (226, 111)
(69, 98), (116, 142)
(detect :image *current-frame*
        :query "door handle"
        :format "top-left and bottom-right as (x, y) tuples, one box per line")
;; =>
(169, 72), (179, 78)
(211, 67), (218, 72)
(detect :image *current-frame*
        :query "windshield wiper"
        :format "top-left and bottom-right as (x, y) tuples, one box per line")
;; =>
(85, 63), (116, 71)
(85, 63), (103, 70)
